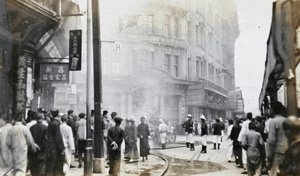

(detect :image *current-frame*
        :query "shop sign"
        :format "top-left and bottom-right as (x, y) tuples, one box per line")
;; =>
(69, 30), (82, 71)
(15, 55), (27, 113)
(40, 63), (69, 83)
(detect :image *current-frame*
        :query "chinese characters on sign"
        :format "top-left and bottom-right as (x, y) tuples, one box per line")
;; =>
(15, 55), (27, 114)
(40, 64), (69, 83)
(69, 30), (82, 71)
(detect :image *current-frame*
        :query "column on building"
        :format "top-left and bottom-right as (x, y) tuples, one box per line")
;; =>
(178, 95), (183, 123)
(127, 92), (132, 116)
(120, 93), (126, 117)
(159, 95), (164, 117)
(154, 95), (159, 116)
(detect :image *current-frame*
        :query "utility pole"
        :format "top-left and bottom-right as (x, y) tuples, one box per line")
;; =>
(84, 0), (93, 175)
(279, 1), (297, 116)
(92, 0), (105, 173)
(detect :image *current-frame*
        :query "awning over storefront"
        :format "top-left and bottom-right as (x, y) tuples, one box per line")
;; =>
(205, 89), (228, 110)
(259, 2), (286, 108)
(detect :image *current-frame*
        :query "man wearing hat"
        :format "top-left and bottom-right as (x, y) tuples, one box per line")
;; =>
(200, 115), (208, 153)
(212, 118), (224, 150)
(182, 114), (195, 151)
(77, 113), (86, 168)
(107, 117), (124, 176)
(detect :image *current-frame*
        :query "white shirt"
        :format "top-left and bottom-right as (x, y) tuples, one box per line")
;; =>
(238, 119), (251, 142)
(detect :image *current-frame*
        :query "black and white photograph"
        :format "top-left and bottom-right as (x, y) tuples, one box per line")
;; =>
(1, 0), (300, 176)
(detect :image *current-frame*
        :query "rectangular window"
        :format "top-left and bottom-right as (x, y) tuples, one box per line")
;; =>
(148, 15), (153, 34)
(201, 23), (205, 48)
(112, 62), (120, 74)
(201, 60), (204, 77)
(174, 56), (179, 77)
(164, 54), (170, 73)
(138, 50), (148, 69)
(174, 17), (180, 38)
(196, 57), (200, 78)
(164, 16), (169, 37)
(188, 21), (191, 44)
(196, 25), (200, 46)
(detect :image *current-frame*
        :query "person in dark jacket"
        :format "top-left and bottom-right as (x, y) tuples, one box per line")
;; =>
(45, 109), (65, 176)
(137, 116), (150, 161)
(230, 118), (242, 167)
(107, 117), (124, 176)
(182, 114), (195, 151)
(200, 115), (208, 153)
(212, 118), (224, 150)
(29, 113), (48, 176)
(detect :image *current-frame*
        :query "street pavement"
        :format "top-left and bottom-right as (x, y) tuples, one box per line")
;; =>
(65, 135), (248, 176)
(158, 135), (245, 176)
(66, 153), (165, 176)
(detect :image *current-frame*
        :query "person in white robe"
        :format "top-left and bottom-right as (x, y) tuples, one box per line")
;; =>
(60, 115), (75, 174)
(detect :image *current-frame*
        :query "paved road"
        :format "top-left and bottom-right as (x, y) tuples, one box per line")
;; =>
(156, 135), (244, 176)
(56, 134), (259, 176)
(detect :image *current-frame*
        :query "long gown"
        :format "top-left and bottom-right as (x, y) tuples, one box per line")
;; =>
(29, 121), (48, 176)
(45, 118), (65, 176)
(137, 123), (150, 157)
(129, 123), (139, 160)
(123, 122), (131, 160)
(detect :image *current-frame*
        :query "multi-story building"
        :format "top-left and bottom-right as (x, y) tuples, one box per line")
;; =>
(100, 0), (241, 123)
(0, 0), (81, 118)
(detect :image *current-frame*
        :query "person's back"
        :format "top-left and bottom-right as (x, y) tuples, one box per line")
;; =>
(47, 117), (64, 153)
(107, 117), (124, 176)
(77, 117), (87, 140)
(241, 122), (264, 176)
(30, 118), (48, 151)
(230, 121), (241, 141)
(0, 122), (13, 169)
(29, 113), (48, 176)
(268, 114), (288, 154)
(7, 113), (36, 175)
(213, 121), (223, 135)
(242, 130), (263, 155)
(46, 109), (65, 176)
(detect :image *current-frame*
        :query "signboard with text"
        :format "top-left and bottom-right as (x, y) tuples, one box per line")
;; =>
(69, 30), (82, 71)
(40, 63), (69, 83)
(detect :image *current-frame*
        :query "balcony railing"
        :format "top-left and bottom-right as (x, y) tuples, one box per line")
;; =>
(205, 79), (228, 95)
(145, 34), (188, 48)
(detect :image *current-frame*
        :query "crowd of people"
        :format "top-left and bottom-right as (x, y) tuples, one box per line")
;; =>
(1, 100), (299, 176)
(102, 111), (151, 176)
(0, 108), (87, 176)
(0, 108), (151, 176)
(178, 100), (298, 176)
(225, 101), (291, 176)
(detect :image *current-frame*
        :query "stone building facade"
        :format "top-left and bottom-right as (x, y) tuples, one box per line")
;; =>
(100, 0), (241, 124)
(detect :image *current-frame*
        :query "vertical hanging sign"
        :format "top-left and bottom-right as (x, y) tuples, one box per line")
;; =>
(15, 55), (27, 115)
(69, 30), (82, 71)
